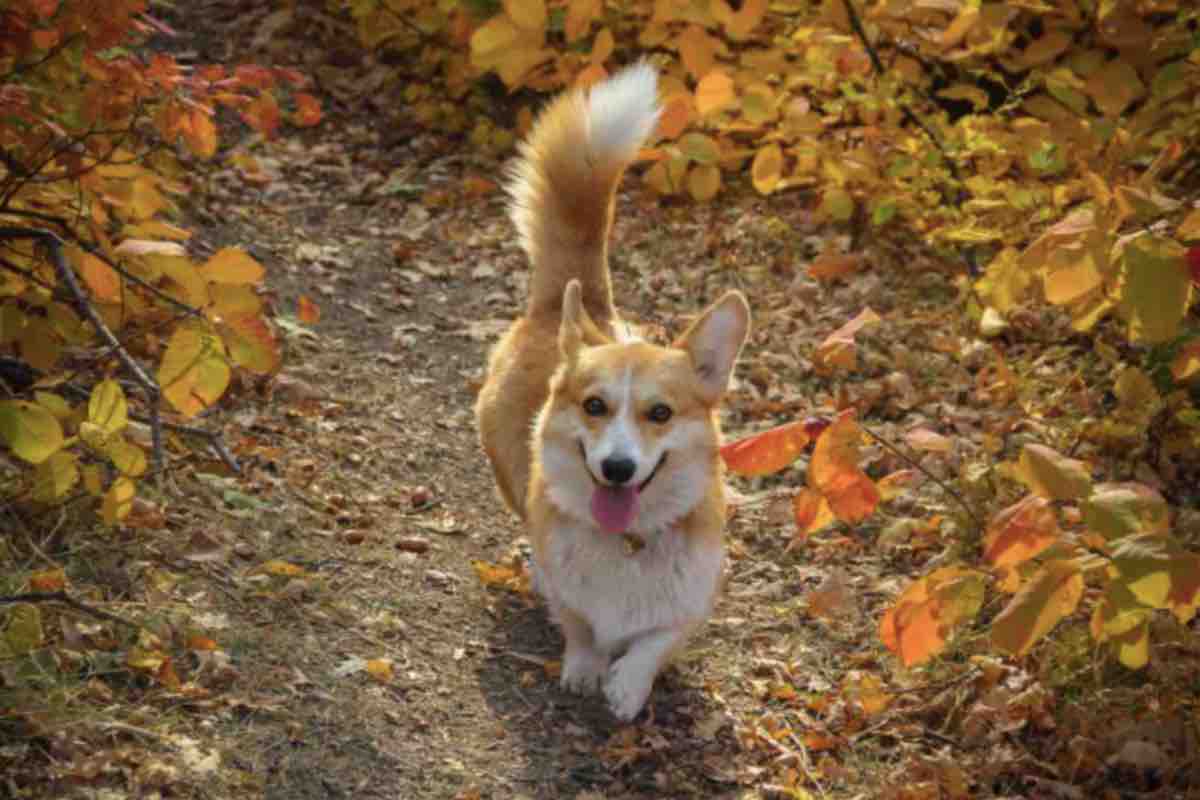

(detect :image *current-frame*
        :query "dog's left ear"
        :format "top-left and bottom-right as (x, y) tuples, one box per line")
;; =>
(676, 291), (750, 403)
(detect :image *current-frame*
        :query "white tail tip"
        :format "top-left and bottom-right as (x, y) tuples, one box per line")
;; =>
(587, 60), (661, 160)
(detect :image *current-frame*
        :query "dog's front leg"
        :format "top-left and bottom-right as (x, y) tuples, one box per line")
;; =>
(558, 607), (609, 694)
(605, 627), (688, 722)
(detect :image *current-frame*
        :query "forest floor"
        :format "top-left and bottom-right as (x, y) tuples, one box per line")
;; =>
(8, 3), (1200, 800)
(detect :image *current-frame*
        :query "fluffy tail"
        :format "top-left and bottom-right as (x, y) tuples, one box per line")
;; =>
(508, 61), (660, 322)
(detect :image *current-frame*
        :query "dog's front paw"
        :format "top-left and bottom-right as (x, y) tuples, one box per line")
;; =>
(560, 647), (608, 695)
(604, 654), (655, 722)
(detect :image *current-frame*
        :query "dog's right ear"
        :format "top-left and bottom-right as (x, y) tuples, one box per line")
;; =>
(559, 280), (584, 364)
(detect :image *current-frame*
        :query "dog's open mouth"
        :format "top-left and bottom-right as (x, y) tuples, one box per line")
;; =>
(579, 442), (667, 534)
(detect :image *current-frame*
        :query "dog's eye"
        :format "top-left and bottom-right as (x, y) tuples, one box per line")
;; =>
(583, 397), (607, 416)
(647, 404), (673, 424)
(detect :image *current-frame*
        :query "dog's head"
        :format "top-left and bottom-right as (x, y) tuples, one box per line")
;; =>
(537, 281), (750, 534)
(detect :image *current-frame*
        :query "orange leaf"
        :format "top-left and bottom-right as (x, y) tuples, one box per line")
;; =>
(725, 0), (766, 40)
(991, 560), (1083, 657)
(808, 252), (863, 281)
(982, 495), (1060, 568)
(719, 421), (811, 477)
(880, 566), (985, 666)
(809, 411), (879, 523)
(221, 313), (281, 374)
(187, 634), (219, 651)
(695, 69), (735, 116)
(28, 568), (66, 592)
(677, 25), (717, 80)
(72, 248), (121, 303)
(564, 0), (602, 41)
(241, 92), (282, 138)
(366, 658), (395, 682)
(183, 107), (218, 159)
(297, 295), (320, 324)
(292, 93), (322, 127)
(791, 488), (835, 542)
(656, 94), (692, 140)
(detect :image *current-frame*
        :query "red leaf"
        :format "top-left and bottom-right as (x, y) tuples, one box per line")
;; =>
(1187, 246), (1200, 287)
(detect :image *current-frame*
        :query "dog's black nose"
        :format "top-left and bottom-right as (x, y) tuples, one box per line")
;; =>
(601, 457), (637, 485)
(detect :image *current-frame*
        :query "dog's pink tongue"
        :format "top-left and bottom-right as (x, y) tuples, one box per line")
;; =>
(591, 485), (639, 534)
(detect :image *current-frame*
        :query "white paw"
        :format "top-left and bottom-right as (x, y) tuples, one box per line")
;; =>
(560, 647), (608, 695)
(604, 655), (655, 722)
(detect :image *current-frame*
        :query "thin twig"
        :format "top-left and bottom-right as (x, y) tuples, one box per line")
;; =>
(130, 412), (240, 474)
(0, 227), (164, 472)
(0, 591), (144, 630)
(858, 422), (984, 533)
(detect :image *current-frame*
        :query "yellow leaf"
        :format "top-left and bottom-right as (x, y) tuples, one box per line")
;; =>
(221, 313), (281, 374)
(939, 6), (979, 49)
(103, 476), (136, 526)
(1177, 209), (1200, 241)
(0, 400), (65, 464)
(258, 560), (307, 577)
(695, 69), (735, 116)
(89, 379), (128, 434)
(990, 560), (1083, 657)
(504, 0), (546, 31)
(1043, 247), (1103, 305)
(751, 143), (783, 194)
(158, 324), (231, 418)
(1015, 444), (1092, 501)
(1083, 482), (1169, 541)
(203, 248), (265, 285)
(687, 164), (721, 202)
(105, 438), (147, 477)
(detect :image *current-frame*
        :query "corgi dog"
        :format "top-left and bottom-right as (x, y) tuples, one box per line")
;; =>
(475, 62), (750, 721)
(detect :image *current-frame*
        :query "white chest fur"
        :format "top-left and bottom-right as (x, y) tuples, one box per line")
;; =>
(533, 519), (723, 654)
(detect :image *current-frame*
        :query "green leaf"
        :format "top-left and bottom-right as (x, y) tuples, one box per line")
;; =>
(0, 401), (65, 464)
(991, 560), (1083, 657)
(5, 604), (43, 655)
(32, 451), (79, 504)
(1120, 236), (1191, 344)
(1082, 482), (1169, 541)
(678, 133), (720, 165)
(821, 188), (854, 223)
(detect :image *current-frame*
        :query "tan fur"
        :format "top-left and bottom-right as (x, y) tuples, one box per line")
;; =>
(475, 64), (750, 720)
